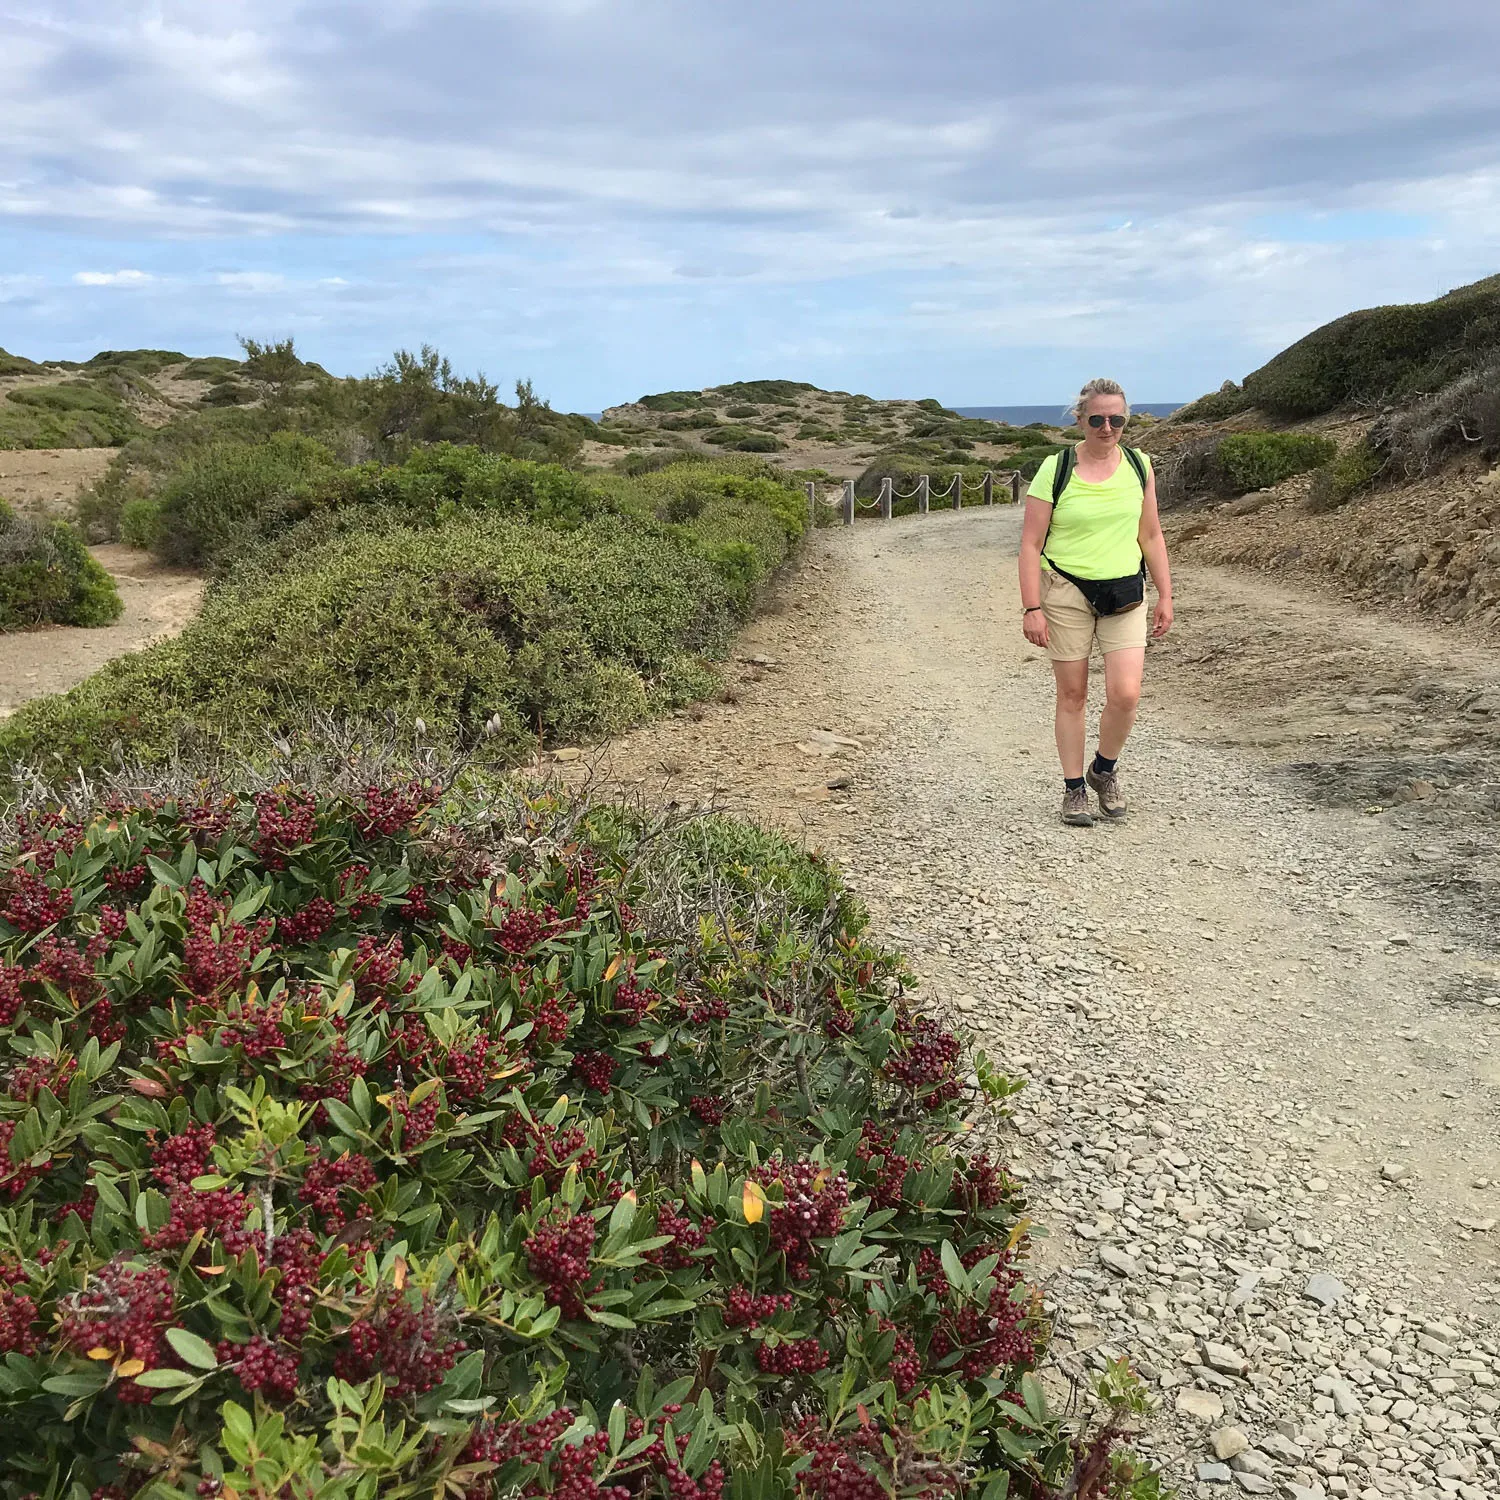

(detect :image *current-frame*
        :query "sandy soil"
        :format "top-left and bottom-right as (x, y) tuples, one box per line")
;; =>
(0, 447), (116, 520)
(0, 545), (202, 719)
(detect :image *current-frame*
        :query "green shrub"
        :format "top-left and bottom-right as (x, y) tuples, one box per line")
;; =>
(711, 379), (816, 404)
(179, 356), (243, 381)
(150, 432), (341, 567)
(1305, 438), (1384, 512)
(638, 391), (706, 412)
(1240, 274), (1500, 418)
(724, 403), (760, 418)
(78, 348), (187, 378)
(118, 497), (164, 549)
(1215, 431), (1337, 493)
(730, 432), (783, 453)
(0, 381), (143, 449)
(0, 500), (123, 630)
(199, 378), (256, 408)
(657, 413), (718, 432)
(0, 773), (1156, 1497)
(0, 349), (43, 377)
(1006, 444), (1067, 481)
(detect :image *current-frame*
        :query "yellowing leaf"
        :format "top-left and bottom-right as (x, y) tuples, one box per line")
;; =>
(1005, 1216), (1033, 1253)
(87, 1346), (115, 1361)
(196, 1265), (227, 1276)
(393, 1256), (408, 1291)
(603, 954), (623, 983)
(810, 1168), (831, 1194)
(742, 1180), (766, 1226)
(116, 1359), (146, 1378)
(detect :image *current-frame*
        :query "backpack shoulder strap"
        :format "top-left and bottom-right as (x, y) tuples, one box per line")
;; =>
(1122, 445), (1148, 490)
(1050, 445), (1075, 505)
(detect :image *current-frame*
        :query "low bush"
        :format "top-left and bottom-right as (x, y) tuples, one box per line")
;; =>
(0, 381), (143, 450)
(1239, 273), (1500, 419)
(723, 404), (759, 419)
(1376, 354), (1500, 477)
(1006, 445), (1067, 482)
(1171, 382), (1252, 424)
(0, 772), (1157, 1497)
(711, 379), (816, 404)
(853, 452), (1018, 515)
(0, 501), (123, 631)
(179, 357), (243, 382)
(1305, 438), (1384, 512)
(1215, 431), (1337, 494)
(0, 350), (44, 377)
(730, 432), (783, 453)
(657, 414), (719, 432)
(638, 392), (707, 413)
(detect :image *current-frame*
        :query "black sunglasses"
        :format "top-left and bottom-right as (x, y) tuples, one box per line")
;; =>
(1086, 414), (1127, 429)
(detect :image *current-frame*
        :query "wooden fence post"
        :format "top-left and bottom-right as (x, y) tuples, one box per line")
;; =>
(1010, 471), (1022, 505)
(983, 472), (993, 506)
(842, 480), (855, 526)
(917, 475), (929, 514)
(805, 480), (816, 525)
(952, 474), (962, 511)
(879, 477), (893, 521)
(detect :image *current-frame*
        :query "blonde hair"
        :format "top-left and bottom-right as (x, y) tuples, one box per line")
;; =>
(1067, 378), (1131, 422)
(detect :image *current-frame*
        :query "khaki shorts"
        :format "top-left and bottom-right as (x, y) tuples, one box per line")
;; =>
(1041, 570), (1149, 661)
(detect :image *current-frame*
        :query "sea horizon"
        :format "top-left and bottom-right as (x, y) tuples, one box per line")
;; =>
(576, 401), (1185, 424)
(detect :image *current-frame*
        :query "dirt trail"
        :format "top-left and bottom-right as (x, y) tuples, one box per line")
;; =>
(568, 508), (1500, 1495)
(1, 545), (202, 719)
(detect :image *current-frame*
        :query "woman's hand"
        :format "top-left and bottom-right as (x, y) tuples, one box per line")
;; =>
(1152, 596), (1174, 638)
(1023, 609), (1049, 648)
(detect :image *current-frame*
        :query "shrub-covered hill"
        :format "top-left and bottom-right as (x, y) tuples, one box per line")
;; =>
(1140, 274), (1500, 629)
(596, 382), (1069, 483)
(1169, 274), (1500, 424)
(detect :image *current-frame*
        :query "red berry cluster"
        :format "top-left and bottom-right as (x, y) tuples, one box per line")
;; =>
(609, 973), (652, 1024)
(853, 1122), (910, 1210)
(0, 964), (23, 1027)
(253, 789), (318, 864)
(334, 1286), (463, 1395)
(757, 1160), (850, 1280)
(96, 904), (130, 940)
(503, 1116), (596, 1192)
(0, 867), (72, 932)
(103, 860), (150, 896)
(180, 794), (239, 844)
(299, 1148), (377, 1231)
(724, 1286), (793, 1328)
(878, 1318), (921, 1394)
(957, 1151), (1008, 1213)
(526, 986), (572, 1046)
(278, 896), (337, 945)
(570, 1050), (615, 1092)
(494, 904), (549, 955)
(59, 1260), (175, 1404)
(0, 1284), (39, 1354)
(337, 862), (383, 920)
(7, 1052), (77, 1103)
(352, 933), (402, 1002)
(786, 1419), (898, 1500)
(150, 1124), (216, 1191)
(886, 1014), (963, 1106)
(756, 1336), (828, 1375)
(218, 1332), (299, 1401)
(30, 933), (102, 1003)
(146, 1184), (253, 1254)
(0, 1121), (48, 1198)
(266, 1226), (326, 1345)
(681, 991), (729, 1025)
(395, 1085), (441, 1147)
(354, 780), (437, 840)
(926, 1259), (1035, 1380)
(525, 1210), (597, 1320)
(688, 1094), (725, 1126)
(443, 1032), (492, 1101)
(823, 1002), (855, 1037)
(400, 882), (434, 921)
(461, 1410), (628, 1500)
(647, 1202), (714, 1270)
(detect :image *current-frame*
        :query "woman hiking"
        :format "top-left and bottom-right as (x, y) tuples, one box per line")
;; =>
(1017, 378), (1173, 827)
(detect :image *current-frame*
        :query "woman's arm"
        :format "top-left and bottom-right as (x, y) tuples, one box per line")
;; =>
(1137, 467), (1173, 638)
(1018, 497), (1052, 646)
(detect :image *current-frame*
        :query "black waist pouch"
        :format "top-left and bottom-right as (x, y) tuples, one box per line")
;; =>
(1045, 558), (1145, 617)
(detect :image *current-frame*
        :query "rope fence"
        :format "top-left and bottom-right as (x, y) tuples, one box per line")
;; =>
(805, 470), (1025, 526)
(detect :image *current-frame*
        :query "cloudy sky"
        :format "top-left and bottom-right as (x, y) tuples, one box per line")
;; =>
(5, 1), (1500, 411)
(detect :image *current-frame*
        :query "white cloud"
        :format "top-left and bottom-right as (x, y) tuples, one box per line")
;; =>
(73, 268), (152, 285)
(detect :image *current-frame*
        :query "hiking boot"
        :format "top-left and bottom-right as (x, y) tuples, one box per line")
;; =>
(1060, 785), (1094, 827)
(1086, 765), (1127, 819)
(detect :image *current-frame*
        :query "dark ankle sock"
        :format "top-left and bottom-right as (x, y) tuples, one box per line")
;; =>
(1091, 753), (1118, 775)
(1064, 775), (1086, 792)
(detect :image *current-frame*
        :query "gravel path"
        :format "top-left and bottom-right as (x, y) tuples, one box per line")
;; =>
(568, 506), (1500, 1497)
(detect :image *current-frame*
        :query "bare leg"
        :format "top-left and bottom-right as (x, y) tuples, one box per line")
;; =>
(1052, 658), (1089, 778)
(1098, 647), (1144, 760)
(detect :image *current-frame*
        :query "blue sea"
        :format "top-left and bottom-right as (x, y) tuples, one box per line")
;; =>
(953, 403), (1184, 425)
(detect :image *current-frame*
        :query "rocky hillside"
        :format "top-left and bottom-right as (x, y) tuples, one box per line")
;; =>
(1140, 276), (1500, 632)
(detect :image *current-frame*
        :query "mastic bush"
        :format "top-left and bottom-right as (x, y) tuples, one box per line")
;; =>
(0, 382), (144, 451)
(1304, 438), (1384, 513)
(1377, 353), (1500, 477)
(1170, 382), (1251, 424)
(0, 502), (123, 632)
(1215, 432), (1337, 494)
(0, 777), (1157, 1497)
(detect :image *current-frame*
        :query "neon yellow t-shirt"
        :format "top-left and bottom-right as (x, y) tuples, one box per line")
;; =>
(1027, 447), (1149, 580)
